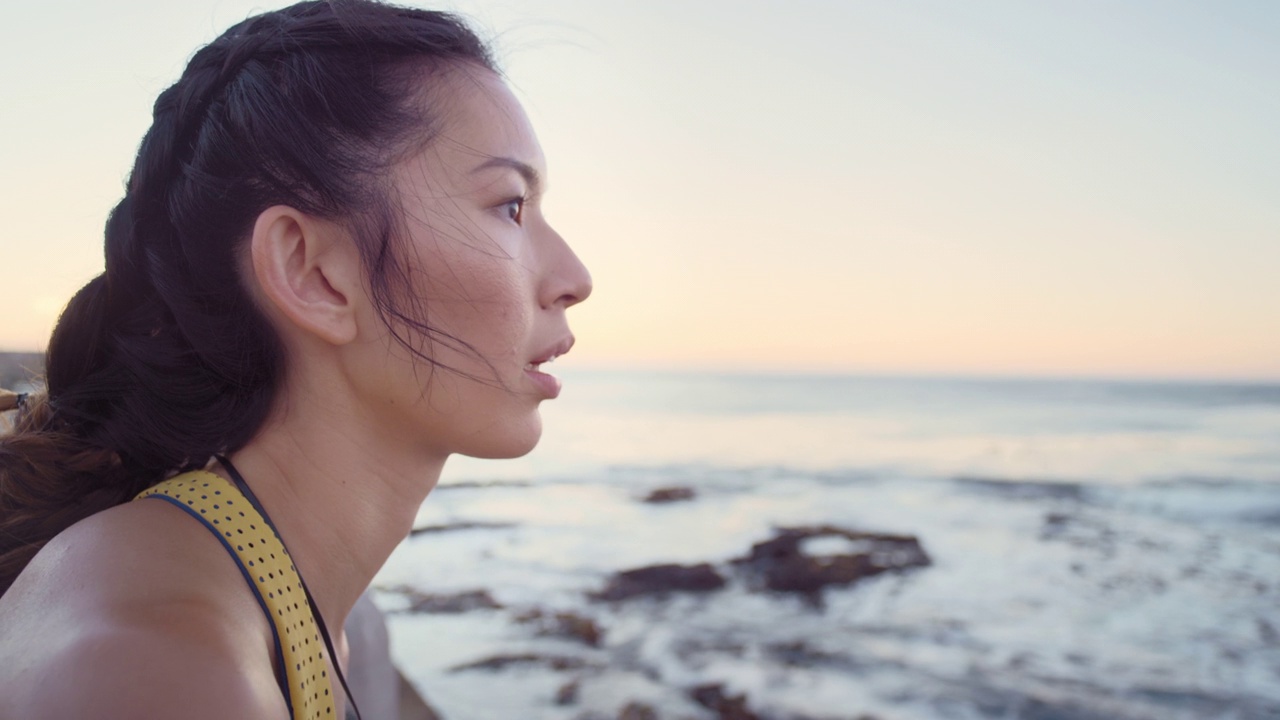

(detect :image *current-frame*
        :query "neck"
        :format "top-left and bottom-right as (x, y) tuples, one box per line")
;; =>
(223, 393), (447, 634)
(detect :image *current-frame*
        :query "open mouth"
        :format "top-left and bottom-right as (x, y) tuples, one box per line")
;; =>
(524, 353), (560, 373)
(524, 340), (571, 399)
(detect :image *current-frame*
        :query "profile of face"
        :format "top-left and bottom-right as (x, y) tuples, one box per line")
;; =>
(344, 67), (592, 462)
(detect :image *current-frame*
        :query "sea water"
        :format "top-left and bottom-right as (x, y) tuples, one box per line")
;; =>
(374, 371), (1280, 719)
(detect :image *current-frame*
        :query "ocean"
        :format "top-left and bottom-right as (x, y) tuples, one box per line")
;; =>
(373, 370), (1280, 720)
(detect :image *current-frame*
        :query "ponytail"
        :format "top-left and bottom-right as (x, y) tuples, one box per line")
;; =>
(0, 392), (132, 593)
(0, 277), (137, 593)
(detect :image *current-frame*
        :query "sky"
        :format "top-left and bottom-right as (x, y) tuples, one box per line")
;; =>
(1, 1), (1277, 380)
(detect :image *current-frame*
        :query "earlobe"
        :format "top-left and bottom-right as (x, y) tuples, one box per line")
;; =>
(248, 206), (361, 346)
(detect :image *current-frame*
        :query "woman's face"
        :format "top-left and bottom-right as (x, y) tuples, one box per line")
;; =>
(351, 67), (592, 461)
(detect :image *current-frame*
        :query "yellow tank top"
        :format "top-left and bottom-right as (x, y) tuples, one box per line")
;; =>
(136, 471), (338, 720)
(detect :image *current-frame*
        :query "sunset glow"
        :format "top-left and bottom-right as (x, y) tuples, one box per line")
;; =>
(2, 1), (1277, 380)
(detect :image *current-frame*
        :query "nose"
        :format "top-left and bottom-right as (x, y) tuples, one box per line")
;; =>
(542, 226), (592, 310)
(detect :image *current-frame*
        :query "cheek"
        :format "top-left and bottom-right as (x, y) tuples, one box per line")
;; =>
(396, 211), (535, 372)
(474, 281), (534, 366)
(426, 260), (533, 372)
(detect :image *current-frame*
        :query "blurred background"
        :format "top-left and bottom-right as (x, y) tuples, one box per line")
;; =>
(2, 2), (1278, 719)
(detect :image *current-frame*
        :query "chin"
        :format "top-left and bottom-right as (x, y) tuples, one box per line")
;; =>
(461, 415), (543, 459)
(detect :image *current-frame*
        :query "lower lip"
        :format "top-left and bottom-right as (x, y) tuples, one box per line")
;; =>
(525, 368), (562, 398)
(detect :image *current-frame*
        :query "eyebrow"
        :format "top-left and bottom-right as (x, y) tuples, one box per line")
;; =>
(470, 156), (543, 194)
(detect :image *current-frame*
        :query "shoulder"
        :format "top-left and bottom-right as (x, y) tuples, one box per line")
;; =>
(0, 497), (284, 718)
(21, 619), (286, 720)
(7, 491), (266, 623)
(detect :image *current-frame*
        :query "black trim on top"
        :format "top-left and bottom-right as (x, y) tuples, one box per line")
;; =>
(141, 493), (294, 718)
(216, 455), (364, 720)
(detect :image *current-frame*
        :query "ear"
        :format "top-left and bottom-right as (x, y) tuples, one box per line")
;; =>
(248, 206), (361, 346)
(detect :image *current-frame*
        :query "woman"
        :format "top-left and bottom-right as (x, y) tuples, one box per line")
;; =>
(0, 1), (591, 718)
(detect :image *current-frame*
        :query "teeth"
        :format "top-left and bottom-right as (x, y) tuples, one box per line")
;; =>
(527, 354), (560, 372)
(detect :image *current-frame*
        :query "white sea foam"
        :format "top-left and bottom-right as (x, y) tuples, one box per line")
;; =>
(375, 371), (1280, 719)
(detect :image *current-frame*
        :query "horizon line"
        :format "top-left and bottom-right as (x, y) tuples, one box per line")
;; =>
(2, 349), (1276, 386)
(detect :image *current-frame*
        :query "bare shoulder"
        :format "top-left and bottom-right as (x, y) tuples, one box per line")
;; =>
(0, 498), (284, 718)
(15, 619), (286, 720)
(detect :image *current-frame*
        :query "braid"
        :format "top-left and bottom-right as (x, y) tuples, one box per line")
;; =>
(0, 0), (495, 594)
(0, 392), (126, 586)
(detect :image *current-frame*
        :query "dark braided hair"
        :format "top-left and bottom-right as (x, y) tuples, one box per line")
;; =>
(0, 0), (495, 594)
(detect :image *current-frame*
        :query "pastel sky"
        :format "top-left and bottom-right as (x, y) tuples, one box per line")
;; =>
(2, 1), (1277, 379)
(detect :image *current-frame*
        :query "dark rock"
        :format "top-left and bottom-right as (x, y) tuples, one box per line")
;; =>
(399, 589), (503, 614)
(515, 608), (605, 647)
(774, 713), (881, 720)
(671, 637), (747, 663)
(732, 525), (929, 602)
(765, 640), (846, 668)
(1042, 512), (1072, 530)
(410, 520), (517, 536)
(1259, 617), (1279, 645)
(956, 476), (1086, 501)
(591, 563), (727, 602)
(618, 702), (659, 720)
(448, 652), (592, 673)
(1038, 511), (1118, 557)
(689, 684), (761, 720)
(555, 679), (581, 705)
(642, 486), (697, 504)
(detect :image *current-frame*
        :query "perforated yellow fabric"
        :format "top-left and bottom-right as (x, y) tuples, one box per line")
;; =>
(136, 471), (338, 719)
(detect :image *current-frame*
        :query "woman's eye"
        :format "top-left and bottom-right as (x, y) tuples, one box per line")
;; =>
(501, 198), (524, 224)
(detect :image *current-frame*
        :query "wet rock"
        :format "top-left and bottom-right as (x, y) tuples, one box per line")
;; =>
(672, 637), (747, 664)
(448, 652), (592, 673)
(618, 702), (659, 720)
(410, 520), (517, 536)
(643, 486), (697, 504)
(1098, 571), (1167, 594)
(555, 678), (581, 705)
(733, 525), (929, 601)
(592, 563), (727, 601)
(789, 716), (880, 720)
(515, 608), (605, 647)
(689, 684), (762, 720)
(1041, 512), (1072, 533)
(1259, 617), (1279, 645)
(1064, 652), (1091, 667)
(957, 476), (1086, 501)
(1038, 512), (1120, 556)
(400, 589), (503, 614)
(765, 640), (847, 668)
